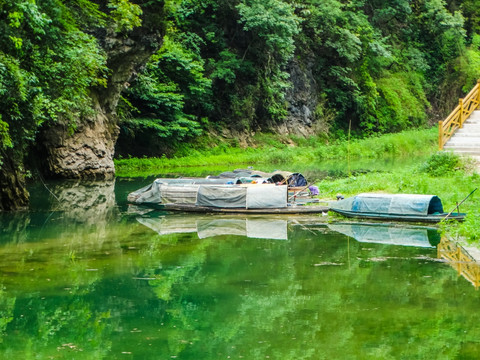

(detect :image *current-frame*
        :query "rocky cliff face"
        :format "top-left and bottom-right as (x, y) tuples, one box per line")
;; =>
(40, 8), (164, 180)
(274, 58), (320, 137)
(40, 104), (118, 179)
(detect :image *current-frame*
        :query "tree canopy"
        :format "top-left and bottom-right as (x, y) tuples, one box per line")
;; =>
(1, 0), (480, 183)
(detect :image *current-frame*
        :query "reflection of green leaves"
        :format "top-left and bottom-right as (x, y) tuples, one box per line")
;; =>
(0, 288), (15, 344)
(2, 206), (480, 357)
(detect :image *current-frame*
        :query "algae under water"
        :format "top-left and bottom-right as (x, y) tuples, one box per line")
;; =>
(0, 173), (479, 359)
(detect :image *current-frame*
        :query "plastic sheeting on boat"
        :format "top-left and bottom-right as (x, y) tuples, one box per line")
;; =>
(331, 193), (444, 216)
(196, 184), (287, 209)
(130, 182), (288, 209)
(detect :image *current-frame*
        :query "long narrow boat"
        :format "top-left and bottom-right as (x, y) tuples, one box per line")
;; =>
(329, 193), (465, 223)
(128, 180), (328, 214)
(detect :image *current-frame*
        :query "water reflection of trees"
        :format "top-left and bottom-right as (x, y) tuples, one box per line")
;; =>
(1, 217), (480, 358)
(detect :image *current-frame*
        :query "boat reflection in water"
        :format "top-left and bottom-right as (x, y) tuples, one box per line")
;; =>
(134, 212), (289, 240)
(133, 211), (480, 289)
(327, 222), (441, 248)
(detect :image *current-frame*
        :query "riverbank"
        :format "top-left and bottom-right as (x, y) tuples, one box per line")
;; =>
(115, 127), (479, 241)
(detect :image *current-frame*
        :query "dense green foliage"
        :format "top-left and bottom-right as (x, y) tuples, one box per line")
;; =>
(2, 0), (480, 209)
(0, 0), (108, 165)
(1, 0), (480, 159)
(116, 0), (480, 154)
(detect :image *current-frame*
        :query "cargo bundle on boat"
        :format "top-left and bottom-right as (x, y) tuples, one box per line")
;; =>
(329, 193), (465, 223)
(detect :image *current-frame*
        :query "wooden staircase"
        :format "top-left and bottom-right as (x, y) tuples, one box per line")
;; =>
(443, 109), (480, 161)
(439, 80), (480, 163)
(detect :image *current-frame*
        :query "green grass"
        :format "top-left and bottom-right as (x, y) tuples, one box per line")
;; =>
(115, 128), (438, 177)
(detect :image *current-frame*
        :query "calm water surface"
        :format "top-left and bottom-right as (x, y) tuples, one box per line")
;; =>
(0, 173), (479, 359)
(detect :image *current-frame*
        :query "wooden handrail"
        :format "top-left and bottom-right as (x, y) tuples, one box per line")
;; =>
(439, 79), (480, 150)
(438, 237), (480, 289)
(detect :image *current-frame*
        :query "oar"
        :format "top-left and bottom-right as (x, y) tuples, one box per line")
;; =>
(443, 188), (477, 220)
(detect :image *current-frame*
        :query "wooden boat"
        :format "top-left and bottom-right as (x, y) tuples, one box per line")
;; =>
(329, 193), (465, 223)
(128, 181), (328, 214)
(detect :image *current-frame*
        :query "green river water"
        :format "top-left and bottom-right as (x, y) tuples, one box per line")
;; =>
(1, 172), (480, 359)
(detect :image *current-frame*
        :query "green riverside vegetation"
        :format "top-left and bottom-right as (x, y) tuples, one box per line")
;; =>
(115, 128), (438, 176)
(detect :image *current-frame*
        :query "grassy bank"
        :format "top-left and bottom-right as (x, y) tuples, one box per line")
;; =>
(317, 152), (480, 242)
(115, 128), (437, 177)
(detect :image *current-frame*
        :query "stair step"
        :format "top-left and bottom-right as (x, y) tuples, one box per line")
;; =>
(445, 140), (480, 145)
(444, 144), (480, 149)
(445, 139), (480, 144)
(444, 150), (480, 156)
(457, 126), (480, 130)
(452, 132), (480, 136)
(457, 124), (480, 131)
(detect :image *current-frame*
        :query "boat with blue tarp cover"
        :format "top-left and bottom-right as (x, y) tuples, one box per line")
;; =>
(329, 193), (465, 223)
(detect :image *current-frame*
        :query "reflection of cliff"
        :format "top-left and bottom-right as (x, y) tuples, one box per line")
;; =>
(47, 180), (119, 249)
(438, 237), (480, 289)
(51, 180), (117, 222)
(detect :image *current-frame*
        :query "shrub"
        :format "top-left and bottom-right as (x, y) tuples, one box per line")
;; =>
(418, 152), (462, 177)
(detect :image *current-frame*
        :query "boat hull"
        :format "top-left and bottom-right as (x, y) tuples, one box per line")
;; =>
(330, 209), (465, 223)
(161, 204), (329, 214)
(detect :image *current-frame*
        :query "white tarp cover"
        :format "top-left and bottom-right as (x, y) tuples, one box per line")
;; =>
(332, 193), (444, 215)
(246, 185), (287, 209)
(196, 185), (247, 208)
(131, 181), (163, 204)
(160, 184), (199, 205)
